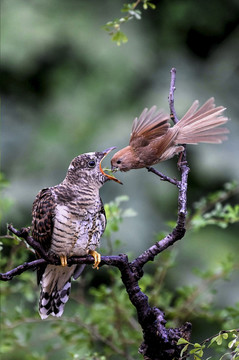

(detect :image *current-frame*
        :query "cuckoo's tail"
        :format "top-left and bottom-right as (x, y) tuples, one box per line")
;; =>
(175, 97), (229, 145)
(39, 264), (76, 319)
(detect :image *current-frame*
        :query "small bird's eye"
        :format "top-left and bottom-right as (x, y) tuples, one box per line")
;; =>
(88, 160), (96, 168)
(116, 160), (122, 164)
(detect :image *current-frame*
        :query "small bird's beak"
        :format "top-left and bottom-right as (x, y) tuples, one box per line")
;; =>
(99, 147), (123, 184)
(111, 164), (118, 172)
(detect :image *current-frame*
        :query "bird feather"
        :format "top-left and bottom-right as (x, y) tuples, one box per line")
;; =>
(130, 106), (170, 146)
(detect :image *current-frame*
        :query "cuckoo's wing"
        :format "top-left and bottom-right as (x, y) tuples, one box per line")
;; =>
(130, 106), (170, 149)
(32, 187), (55, 283)
(32, 187), (55, 252)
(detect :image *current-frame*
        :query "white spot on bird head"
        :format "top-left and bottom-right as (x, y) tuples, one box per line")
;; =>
(85, 152), (95, 157)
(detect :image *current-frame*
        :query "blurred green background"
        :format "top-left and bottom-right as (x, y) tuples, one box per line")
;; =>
(1, 0), (239, 359)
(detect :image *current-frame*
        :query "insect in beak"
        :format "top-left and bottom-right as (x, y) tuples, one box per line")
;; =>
(99, 147), (123, 184)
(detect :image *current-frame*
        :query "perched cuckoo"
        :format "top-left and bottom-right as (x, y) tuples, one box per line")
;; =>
(32, 148), (121, 319)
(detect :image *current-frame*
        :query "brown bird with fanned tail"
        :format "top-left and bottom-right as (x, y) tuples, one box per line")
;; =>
(111, 98), (229, 172)
(32, 147), (121, 319)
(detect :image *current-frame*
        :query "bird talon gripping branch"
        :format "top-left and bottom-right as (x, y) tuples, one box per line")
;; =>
(60, 255), (68, 267)
(89, 250), (101, 270)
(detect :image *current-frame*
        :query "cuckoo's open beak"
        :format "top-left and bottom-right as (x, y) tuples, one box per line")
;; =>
(99, 147), (123, 184)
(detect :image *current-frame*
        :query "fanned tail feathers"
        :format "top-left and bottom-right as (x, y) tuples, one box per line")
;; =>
(39, 264), (76, 319)
(176, 97), (229, 144)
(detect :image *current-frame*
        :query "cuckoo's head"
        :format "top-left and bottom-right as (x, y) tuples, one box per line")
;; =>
(65, 147), (122, 187)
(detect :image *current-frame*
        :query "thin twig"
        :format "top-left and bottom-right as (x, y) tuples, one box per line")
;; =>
(169, 67), (178, 124)
(146, 166), (180, 186)
(201, 329), (239, 346)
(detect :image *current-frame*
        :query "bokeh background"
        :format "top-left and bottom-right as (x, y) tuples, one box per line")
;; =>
(1, 0), (239, 359)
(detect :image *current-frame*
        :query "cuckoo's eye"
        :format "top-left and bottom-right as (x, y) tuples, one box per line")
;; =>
(88, 160), (96, 168)
(116, 160), (122, 164)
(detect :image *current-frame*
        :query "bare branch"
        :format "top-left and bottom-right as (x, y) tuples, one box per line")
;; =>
(169, 67), (179, 124)
(0, 259), (46, 281)
(146, 167), (180, 186)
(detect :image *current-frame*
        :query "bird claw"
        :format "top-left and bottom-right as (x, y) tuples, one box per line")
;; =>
(177, 151), (187, 170)
(177, 159), (188, 170)
(60, 255), (68, 267)
(89, 250), (101, 270)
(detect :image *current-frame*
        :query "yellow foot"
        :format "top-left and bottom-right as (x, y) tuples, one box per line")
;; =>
(60, 255), (68, 267)
(89, 250), (101, 270)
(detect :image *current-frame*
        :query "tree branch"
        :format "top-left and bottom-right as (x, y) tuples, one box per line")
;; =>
(0, 258), (46, 281)
(7, 224), (51, 261)
(169, 67), (179, 124)
(0, 68), (191, 360)
(146, 167), (180, 186)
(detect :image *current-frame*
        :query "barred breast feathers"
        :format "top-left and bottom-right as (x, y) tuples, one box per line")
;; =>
(32, 161), (108, 319)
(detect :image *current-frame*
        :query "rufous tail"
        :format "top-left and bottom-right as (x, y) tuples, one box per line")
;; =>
(175, 97), (229, 144)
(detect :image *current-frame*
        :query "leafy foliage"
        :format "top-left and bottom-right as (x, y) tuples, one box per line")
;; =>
(178, 329), (239, 360)
(102, 1), (156, 45)
(103, 195), (137, 253)
(189, 181), (239, 230)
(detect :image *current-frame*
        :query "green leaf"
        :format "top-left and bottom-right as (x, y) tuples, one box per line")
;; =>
(197, 349), (204, 357)
(194, 343), (202, 348)
(128, 9), (142, 20)
(228, 338), (237, 349)
(121, 4), (134, 13)
(180, 344), (189, 357)
(193, 354), (202, 360)
(147, 2), (156, 9)
(122, 208), (137, 217)
(216, 334), (223, 345)
(177, 338), (189, 345)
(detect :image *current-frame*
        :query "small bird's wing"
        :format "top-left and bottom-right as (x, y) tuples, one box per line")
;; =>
(130, 106), (170, 148)
(32, 187), (55, 283)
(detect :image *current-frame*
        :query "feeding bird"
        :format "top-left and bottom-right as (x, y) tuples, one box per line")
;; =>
(32, 147), (121, 319)
(111, 98), (229, 172)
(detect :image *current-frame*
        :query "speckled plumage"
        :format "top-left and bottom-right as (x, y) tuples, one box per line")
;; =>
(32, 150), (118, 319)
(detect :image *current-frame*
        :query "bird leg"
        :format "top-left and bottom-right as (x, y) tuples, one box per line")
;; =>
(177, 148), (187, 169)
(89, 250), (101, 270)
(60, 255), (68, 267)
